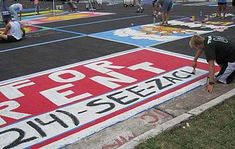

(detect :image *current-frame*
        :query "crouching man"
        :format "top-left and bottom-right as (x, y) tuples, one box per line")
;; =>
(189, 35), (235, 93)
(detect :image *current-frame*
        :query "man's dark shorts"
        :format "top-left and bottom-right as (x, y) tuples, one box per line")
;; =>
(0, 35), (21, 43)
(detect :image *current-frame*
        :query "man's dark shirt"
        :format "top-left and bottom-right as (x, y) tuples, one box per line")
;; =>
(203, 36), (235, 64)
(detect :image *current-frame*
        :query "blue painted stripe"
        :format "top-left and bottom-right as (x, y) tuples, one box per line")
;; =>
(31, 24), (87, 35)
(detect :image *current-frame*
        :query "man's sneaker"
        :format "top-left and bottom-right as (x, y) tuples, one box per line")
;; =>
(136, 7), (144, 13)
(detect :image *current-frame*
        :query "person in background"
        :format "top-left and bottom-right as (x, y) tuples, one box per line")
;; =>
(1, 0), (11, 23)
(68, 0), (79, 12)
(189, 35), (235, 93)
(152, 0), (173, 25)
(0, 17), (25, 43)
(33, 0), (40, 15)
(9, 3), (23, 21)
(217, 0), (227, 18)
(135, 0), (144, 13)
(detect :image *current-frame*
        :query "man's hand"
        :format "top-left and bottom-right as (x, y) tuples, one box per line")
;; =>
(192, 60), (197, 69)
(206, 84), (214, 93)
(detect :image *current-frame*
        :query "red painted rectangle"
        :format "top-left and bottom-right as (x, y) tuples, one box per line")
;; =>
(0, 49), (217, 148)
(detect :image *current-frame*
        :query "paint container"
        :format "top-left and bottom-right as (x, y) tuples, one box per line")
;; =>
(153, 17), (156, 25)
(201, 21), (206, 28)
(211, 13), (217, 18)
(204, 15), (209, 21)
(191, 16), (195, 22)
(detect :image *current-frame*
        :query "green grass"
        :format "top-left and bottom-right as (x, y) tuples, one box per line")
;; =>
(136, 96), (235, 149)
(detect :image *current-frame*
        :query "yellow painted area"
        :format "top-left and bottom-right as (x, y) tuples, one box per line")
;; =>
(141, 26), (196, 36)
(21, 10), (63, 16)
(205, 21), (234, 26)
(21, 12), (112, 24)
(0, 26), (40, 33)
(44, 13), (92, 21)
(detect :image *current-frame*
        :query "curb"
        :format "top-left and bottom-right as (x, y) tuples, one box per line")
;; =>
(118, 88), (235, 149)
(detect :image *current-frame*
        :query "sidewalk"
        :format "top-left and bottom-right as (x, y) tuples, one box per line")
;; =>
(65, 79), (235, 149)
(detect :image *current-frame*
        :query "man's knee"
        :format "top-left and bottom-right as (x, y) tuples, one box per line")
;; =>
(0, 34), (8, 40)
(226, 70), (235, 84)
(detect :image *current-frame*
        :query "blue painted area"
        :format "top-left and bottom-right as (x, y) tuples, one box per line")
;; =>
(92, 30), (159, 47)
(142, 0), (152, 5)
(21, 8), (35, 13)
(91, 25), (196, 47)
(91, 26), (159, 47)
(22, 15), (45, 20)
(18, 8), (49, 13)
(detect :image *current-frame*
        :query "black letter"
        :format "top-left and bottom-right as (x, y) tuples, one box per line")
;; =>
(87, 99), (115, 114)
(27, 121), (47, 137)
(0, 128), (37, 149)
(172, 71), (191, 79)
(163, 76), (182, 84)
(126, 85), (155, 97)
(148, 78), (173, 90)
(35, 114), (68, 128)
(107, 91), (139, 105)
(56, 110), (85, 126)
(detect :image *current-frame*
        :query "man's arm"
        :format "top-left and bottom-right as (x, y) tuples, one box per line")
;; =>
(206, 60), (215, 93)
(3, 23), (11, 35)
(192, 49), (203, 69)
(19, 22), (25, 37)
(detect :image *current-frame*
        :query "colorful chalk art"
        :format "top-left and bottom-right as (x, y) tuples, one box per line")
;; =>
(91, 24), (211, 47)
(21, 12), (114, 25)
(0, 26), (41, 34)
(168, 15), (235, 30)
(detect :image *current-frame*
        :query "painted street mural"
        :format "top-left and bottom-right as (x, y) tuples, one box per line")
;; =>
(91, 24), (210, 47)
(0, 26), (44, 34)
(21, 12), (114, 25)
(0, 48), (219, 148)
(168, 15), (235, 30)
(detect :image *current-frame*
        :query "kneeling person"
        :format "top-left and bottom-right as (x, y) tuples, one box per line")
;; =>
(189, 35), (235, 93)
(0, 18), (25, 43)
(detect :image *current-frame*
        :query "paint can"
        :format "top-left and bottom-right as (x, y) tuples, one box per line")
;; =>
(191, 16), (195, 22)
(201, 21), (206, 28)
(204, 15), (209, 21)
